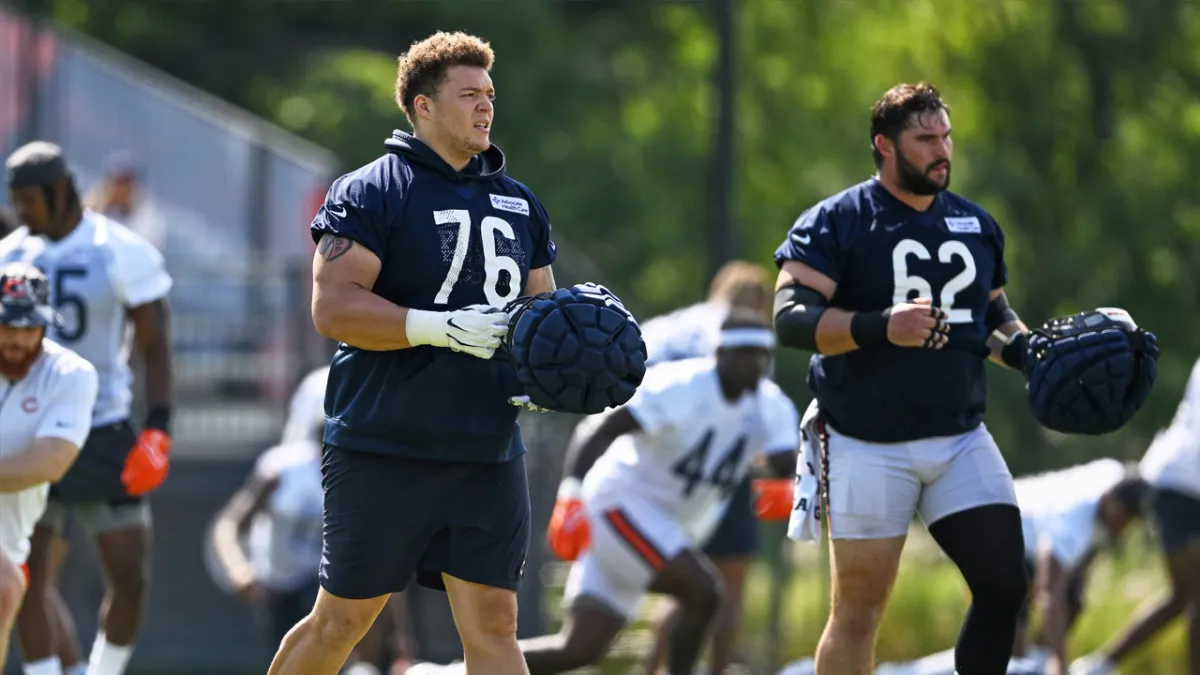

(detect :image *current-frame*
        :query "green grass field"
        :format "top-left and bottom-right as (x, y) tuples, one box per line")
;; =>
(545, 522), (1188, 674)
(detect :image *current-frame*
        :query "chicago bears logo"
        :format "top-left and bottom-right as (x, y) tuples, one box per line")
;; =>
(21, 397), (37, 413)
(2, 278), (28, 299)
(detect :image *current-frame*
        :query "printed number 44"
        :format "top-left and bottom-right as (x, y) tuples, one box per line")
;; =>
(434, 209), (520, 307)
(892, 239), (977, 324)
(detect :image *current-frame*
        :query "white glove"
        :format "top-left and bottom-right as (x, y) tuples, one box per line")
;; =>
(509, 395), (551, 413)
(406, 305), (509, 359)
(1069, 654), (1115, 675)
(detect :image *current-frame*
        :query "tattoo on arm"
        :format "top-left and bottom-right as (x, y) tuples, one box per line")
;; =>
(318, 235), (354, 262)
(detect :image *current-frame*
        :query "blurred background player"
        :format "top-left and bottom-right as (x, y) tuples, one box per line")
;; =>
(3, 141), (175, 675)
(0, 208), (16, 240)
(268, 31), (557, 675)
(773, 83), (1031, 675)
(208, 365), (416, 674)
(1071, 357), (1200, 675)
(637, 259), (790, 675)
(83, 152), (164, 252)
(778, 460), (1152, 675)
(0, 263), (98, 670)
(411, 312), (799, 675)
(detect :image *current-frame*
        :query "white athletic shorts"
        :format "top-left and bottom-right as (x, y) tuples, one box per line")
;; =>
(562, 493), (692, 621)
(824, 423), (1017, 540)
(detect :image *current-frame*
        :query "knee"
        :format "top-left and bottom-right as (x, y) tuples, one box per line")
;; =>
(107, 561), (149, 600)
(308, 605), (375, 650)
(686, 576), (724, 619)
(457, 587), (519, 654)
(0, 570), (25, 621)
(559, 632), (610, 669)
(971, 558), (1028, 611)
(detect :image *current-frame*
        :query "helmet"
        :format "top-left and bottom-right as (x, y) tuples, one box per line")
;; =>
(0, 262), (61, 328)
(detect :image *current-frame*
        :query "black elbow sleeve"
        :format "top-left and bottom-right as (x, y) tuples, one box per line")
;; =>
(773, 284), (828, 351)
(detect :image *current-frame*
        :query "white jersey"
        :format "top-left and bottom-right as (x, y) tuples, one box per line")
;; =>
(248, 441), (323, 591)
(1014, 459), (1126, 570)
(640, 302), (728, 365)
(248, 365), (328, 590)
(0, 340), (98, 563)
(583, 358), (800, 543)
(0, 211), (173, 426)
(1140, 358), (1200, 500)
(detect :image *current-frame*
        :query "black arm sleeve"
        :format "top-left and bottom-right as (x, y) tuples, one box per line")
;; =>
(985, 293), (1021, 334)
(773, 284), (828, 352)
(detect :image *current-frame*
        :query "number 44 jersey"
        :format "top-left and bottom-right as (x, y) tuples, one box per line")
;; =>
(583, 357), (800, 544)
(0, 212), (172, 427)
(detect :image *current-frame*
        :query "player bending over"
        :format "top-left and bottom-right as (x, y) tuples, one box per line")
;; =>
(410, 312), (799, 675)
(0, 263), (98, 669)
(267, 31), (557, 675)
(638, 260), (788, 675)
(4, 141), (174, 675)
(773, 83), (1033, 675)
(1072, 357), (1200, 675)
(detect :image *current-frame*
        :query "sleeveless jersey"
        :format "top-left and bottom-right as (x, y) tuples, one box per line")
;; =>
(0, 340), (98, 563)
(1140, 358), (1200, 501)
(583, 358), (800, 542)
(0, 212), (172, 426)
(1014, 459), (1126, 569)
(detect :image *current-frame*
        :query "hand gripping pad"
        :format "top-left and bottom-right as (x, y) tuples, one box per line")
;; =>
(1025, 308), (1158, 435)
(503, 283), (648, 415)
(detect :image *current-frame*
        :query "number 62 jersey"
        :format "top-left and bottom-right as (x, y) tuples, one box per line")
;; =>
(581, 357), (800, 545)
(0, 211), (172, 427)
(773, 177), (1007, 444)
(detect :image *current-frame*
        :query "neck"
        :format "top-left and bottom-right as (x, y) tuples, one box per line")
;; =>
(43, 209), (83, 241)
(876, 170), (935, 212)
(717, 375), (744, 403)
(414, 128), (472, 171)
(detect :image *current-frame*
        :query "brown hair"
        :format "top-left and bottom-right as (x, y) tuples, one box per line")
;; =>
(394, 31), (495, 126)
(707, 260), (767, 305)
(869, 82), (950, 167)
(720, 307), (770, 331)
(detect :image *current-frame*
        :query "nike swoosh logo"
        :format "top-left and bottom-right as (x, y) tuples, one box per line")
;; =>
(326, 204), (348, 218)
(791, 232), (811, 246)
(55, 421), (70, 428)
(447, 317), (464, 332)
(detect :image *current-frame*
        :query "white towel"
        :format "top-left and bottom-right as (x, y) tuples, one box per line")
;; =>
(787, 399), (824, 543)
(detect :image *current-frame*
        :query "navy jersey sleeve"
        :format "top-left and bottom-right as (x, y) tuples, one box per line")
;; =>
(527, 191), (558, 269)
(310, 171), (394, 260)
(773, 204), (844, 283)
(990, 215), (1008, 290)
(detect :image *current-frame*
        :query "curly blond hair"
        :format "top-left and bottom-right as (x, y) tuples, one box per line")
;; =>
(394, 31), (495, 126)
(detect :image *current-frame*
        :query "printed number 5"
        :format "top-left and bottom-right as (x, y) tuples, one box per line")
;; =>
(892, 239), (976, 324)
(433, 210), (521, 307)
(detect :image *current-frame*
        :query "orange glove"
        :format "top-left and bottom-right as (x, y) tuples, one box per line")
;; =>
(752, 478), (795, 521)
(547, 478), (590, 561)
(122, 429), (171, 496)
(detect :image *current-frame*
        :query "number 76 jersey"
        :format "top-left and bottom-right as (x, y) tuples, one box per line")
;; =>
(582, 358), (800, 544)
(0, 212), (172, 427)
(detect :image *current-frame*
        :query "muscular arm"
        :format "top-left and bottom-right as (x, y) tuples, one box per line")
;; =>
(524, 265), (556, 296)
(985, 288), (1030, 369)
(563, 409), (643, 481)
(774, 260), (859, 356)
(209, 466), (279, 590)
(310, 234), (415, 351)
(128, 298), (173, 415)
(0, 437), (81, 492)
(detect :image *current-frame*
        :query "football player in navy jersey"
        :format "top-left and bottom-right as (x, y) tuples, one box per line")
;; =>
(266, 32), (556, 675)
(772, 83), (1032, 675)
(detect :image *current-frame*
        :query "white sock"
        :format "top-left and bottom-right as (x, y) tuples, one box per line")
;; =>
(86, 633), (134, 675)
(23, 657), (63, 675)
(64, 664), (88, 675)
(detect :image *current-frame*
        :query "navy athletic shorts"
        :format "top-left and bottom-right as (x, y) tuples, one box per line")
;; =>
(702, 477), (759, 559)
(318, 445), (531, 599)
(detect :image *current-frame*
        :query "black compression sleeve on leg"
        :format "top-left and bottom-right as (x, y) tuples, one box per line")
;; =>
(928, 504), (1029, 675)
(773, 284), (828, 352)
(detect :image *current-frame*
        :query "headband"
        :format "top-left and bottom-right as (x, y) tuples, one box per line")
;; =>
(718, 327), (775, 350)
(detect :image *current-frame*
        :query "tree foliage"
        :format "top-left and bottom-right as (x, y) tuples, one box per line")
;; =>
(30, 0), (1200, 472)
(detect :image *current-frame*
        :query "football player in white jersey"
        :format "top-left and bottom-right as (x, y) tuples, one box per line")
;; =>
(4, 142), (174, 675)
(406, 312), (799, 675)
(0, 263), (98, 669)
(1071, 358), (1200, 675)
(639, 259), (796, 675)
(777, 460), (1151, 675)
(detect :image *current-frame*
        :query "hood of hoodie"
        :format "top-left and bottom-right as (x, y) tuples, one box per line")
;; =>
(384, 130), (506, 184)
